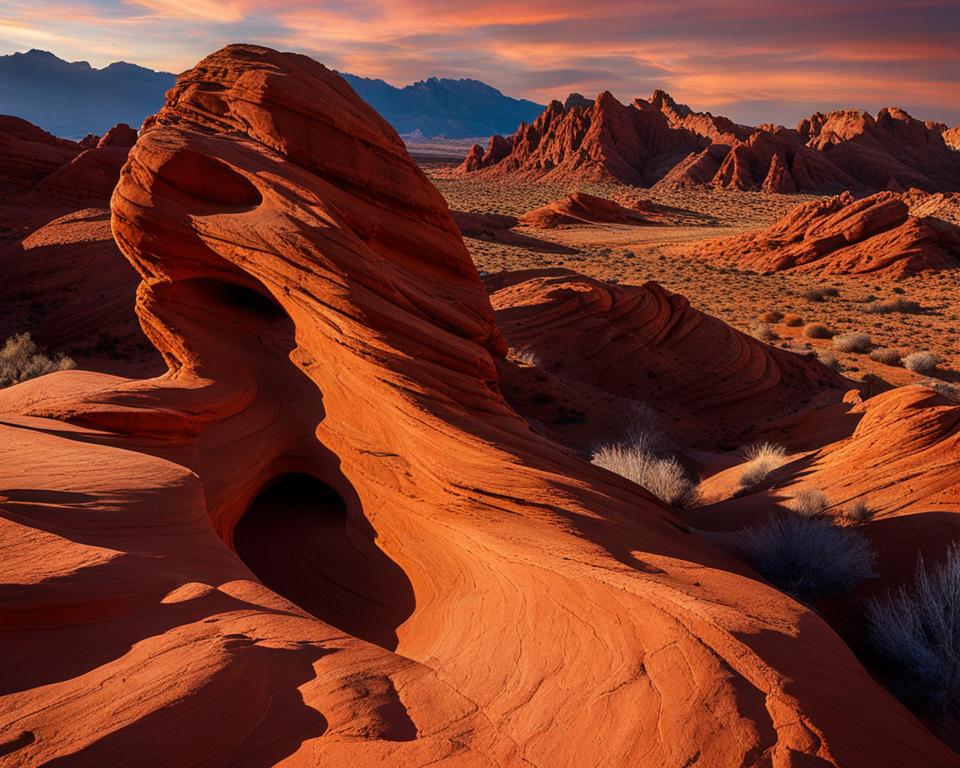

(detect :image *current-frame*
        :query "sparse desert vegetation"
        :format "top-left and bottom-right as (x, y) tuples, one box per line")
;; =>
(0, 332), (75, 388)
(739, 509), (875, 601)
(832, 332), (872, 353)
(867, 544), (960, 743)
(591, 434), (699, 508)
(803, 323), (833, 339)
(903, 351), (940, 374)
(869, 347), (903, 365)
(788, 487), (830, 517)
(738, 441), (788, 489)
(866, 298), (925, 315)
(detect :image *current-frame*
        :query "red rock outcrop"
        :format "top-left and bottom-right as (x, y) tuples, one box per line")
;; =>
(518, 191), (660, 228)
(459, 91), (708, 184)
(462, 94), (960, 194)
(0, 115), (80, 197)
(944, 125), (960, 151)
(685, 385), (960, 592)
(798, 108), (960, 192)
(0, 119), (145, 368)
(1, 45), (957, 767)
(488, 268), (845, 447)
(34, 123), (137, 206)
(690, 191), (960, 278)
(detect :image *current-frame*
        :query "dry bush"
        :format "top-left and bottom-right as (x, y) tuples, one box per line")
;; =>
(802, 287), (839, 302)
(738, 442), (788, 489)
(903, 351), (940, 374)
(0, 333), (75, 388)
(845, 498), (876, 524)
(803, 323), (833, 339)
(869, 347), (902, 366)
(817, 351), (841, 371)
(782, 313), (804, 327)
(920, 380), (959, 402)
(592, 441), (699, 508)
(867, 544), (960, 742)
(509, 347), (541, 367)
(788, 487), (830, 517)
(760, 310), (784, 323)
(739, 512), (875, 601)
(750, 321), (777, 342)
(832, 332), (872, 353)
(866, 298), (925, 315)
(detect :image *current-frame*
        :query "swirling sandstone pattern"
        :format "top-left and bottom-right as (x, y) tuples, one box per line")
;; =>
(488, 268), (844, 447)
(1, 45), (956, 767)
(688, 191), (960, 278)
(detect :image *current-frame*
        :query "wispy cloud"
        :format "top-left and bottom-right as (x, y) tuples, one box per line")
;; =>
(1, 0), (958, 126)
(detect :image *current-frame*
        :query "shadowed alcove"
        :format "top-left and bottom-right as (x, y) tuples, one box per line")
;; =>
(233, 473), (415, 651)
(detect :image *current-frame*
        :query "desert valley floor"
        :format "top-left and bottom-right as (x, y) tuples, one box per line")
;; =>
(427, 162), (959, 397)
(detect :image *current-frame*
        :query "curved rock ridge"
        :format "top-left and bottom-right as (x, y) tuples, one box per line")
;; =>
(487, 268), (846, 447)
(460, 94), (960, 193)
(1, 45), (957, 767)
(689, 191), (960, 278)
(518, 191), (660, 228)
(0, 115), (81, 196)
(685, 385), (960, 591)
(35, 123), (137, 206)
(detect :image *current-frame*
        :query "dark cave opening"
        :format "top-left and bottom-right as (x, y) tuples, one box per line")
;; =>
(233, 473), (415, 650)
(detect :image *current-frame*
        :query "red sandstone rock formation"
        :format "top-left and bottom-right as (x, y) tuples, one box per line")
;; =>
(461, 94), (960, 193)
(458, 91), (708, 184)
(0, 119), (145, 367)
(35, 123), (137, 206)
(944, 125), (960, 150)
(1, 45), (957, 767)
(685, 384), (960, 594)
(517, 191), (661, 227)
(689, 191), (960, 278)
(488, 268), (845, 447)
(0, 115), (80, 197)
(798, 108), (960, 192)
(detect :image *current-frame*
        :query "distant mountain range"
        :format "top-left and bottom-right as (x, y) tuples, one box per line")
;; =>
(0, 50), (176, 139)
(338, 73), (543, 138)
(0, 49), (544, 140)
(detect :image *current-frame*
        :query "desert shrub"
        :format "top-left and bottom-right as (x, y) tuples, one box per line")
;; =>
(845, 498), (876, 524)
(802, 287), (839, 302)
(869, 347), (902, 365)
(750, 321), (777, 342)
(738, 442), (788, 489)
(0, 333), (75, 388)
(865, 298), (925, 315)
(760, 310), (784, 323)
(591, 441), (699, 508)
(832, 332), (872, 353)
(803, 323), (833, 339)
(866, 544), (960, 738)
(818, 351), (841, 371)
(739, 512), (875, 601)
(788, 487), (830, 517)
(903, 351), (940, 373)
(509, 347), (541, 367)
(920, 380), (959, 402)
(782, 313), (804, 327)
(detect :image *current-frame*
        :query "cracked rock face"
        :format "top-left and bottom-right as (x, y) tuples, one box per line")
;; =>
(0, 44), (957, 767)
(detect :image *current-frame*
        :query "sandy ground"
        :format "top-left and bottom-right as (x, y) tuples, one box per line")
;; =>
(424, 159), (960, 396)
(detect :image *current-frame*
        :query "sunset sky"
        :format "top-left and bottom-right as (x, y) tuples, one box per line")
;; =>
(2, 0), (959, 126)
